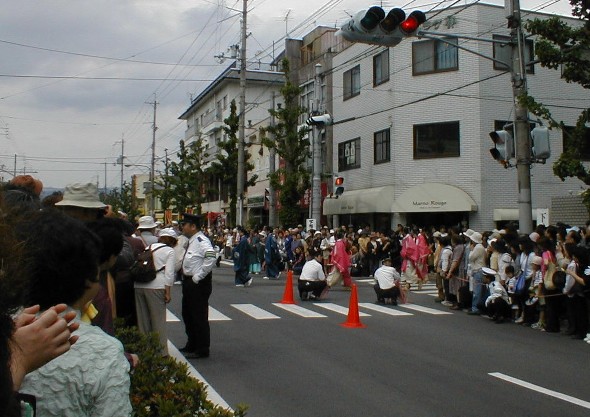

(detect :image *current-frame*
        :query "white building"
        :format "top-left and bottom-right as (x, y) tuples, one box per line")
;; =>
(179, 63), (284, 224)
(326, 3), (588, 231)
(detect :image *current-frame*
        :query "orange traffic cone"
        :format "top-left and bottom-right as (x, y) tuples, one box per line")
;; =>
(341, 284), (366, 328)
(280, 270), (296, 304)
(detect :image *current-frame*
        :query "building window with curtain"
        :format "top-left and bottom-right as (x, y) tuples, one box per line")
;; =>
(413, 121), (460, 159)
(338, 138), (361, 171)
(374, 129), (390, 164)
(343, 65), (361, 100)
(373, 49), (390, 86)
(412, 37), (458, 75)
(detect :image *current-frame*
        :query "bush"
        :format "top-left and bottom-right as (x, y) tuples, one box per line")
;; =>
(115, 323), (247, 417)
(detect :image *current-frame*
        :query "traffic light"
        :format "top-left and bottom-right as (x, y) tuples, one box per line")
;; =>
(531, 126), (550, 160)
(489, 130), (514, 168)
(336, 6), (426, 47)
(306, 113), (333, 126)
(334, 176), (344, 197)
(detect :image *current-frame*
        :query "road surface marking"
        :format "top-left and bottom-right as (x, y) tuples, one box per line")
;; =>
(232, 303), (280, 319)
(314, 303), (371, 316)
(209, 307), (232, 321)
(398, 303), (452, 315)
(490, 372), (590, 409)
(272, 303), (327, 318)
(166, 309), (180, 322)
(359, 303), (413, 316)
(168, 341), (233, 411)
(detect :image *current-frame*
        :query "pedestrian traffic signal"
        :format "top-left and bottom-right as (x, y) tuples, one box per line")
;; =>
(334, 176), (344, 197)
(531, 126), (550, 160)
(489, 130), (514, 168)
(336, 6), (426, 47)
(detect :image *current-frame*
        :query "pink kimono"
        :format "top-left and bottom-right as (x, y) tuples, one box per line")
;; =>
(331, 238), (352, 287)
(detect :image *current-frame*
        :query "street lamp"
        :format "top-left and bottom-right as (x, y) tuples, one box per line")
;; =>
(125, 163), (155, 215)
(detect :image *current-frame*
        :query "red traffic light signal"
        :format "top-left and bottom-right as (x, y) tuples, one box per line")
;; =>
(399, 11), (426, 34)
(334, 177), (344, 197)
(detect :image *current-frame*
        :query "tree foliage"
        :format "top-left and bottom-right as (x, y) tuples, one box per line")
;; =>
(167, 138), (208, 214)
(260, 58), (311, 227)
(153, 155), (174, 211)
(101, 181), (140, 220)
(207, 99), (257, 226)
(522, 1), (590, 209)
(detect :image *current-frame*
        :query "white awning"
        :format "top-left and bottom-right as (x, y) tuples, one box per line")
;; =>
(391, 183), (478, 213)
(493, 208), (539, 221)
(323, 185), (395, 215)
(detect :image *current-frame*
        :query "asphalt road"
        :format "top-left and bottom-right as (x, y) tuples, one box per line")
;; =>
(166, 263), (590, 417)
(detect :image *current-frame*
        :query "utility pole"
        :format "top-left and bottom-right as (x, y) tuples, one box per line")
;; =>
(311, 63), (323, 225)
(120, 137), (125, 192)
(509, 0), (533, 234)
(103, 162), (107, 195)
(148, 98), (159, 217)
(237, 0), (247, 226)
(268, 91), (277, 227)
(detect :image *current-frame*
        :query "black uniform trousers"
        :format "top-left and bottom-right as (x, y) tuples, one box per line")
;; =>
(182, 273), (212, 354)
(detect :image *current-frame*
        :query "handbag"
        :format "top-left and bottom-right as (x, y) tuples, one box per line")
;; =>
(543, 261), (559, 290)
(515, 255), (529, 295)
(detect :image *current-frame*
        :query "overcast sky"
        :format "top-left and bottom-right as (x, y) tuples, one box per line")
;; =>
(0, 0), (574, 189)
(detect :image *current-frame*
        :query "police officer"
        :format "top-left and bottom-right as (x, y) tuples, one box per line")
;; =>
(179, 213), (217, 359)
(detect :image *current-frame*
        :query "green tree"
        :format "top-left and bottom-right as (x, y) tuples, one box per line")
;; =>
(168, 137), (208, 214)
(153, 153), (174, 211)
(101, 181), (140, 220)
(261, 58), (311, 227)
(522, 1), (590, 209)
(207, 99), (257, 226)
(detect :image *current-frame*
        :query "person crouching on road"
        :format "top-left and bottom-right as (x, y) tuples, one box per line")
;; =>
(374, 258), (401, 305)
(298, 249), (328, 301)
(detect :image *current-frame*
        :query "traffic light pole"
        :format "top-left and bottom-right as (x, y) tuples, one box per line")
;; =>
(510, 0), (533, 234)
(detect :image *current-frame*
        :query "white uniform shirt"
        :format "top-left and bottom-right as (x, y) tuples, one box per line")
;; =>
(374, 265), (401, 290)
(134, 243), (176, 289)
(182, 231), (216, 283)
(299, 259), (326, 282)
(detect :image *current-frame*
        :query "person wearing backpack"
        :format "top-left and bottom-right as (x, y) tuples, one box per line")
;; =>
(134, 228), (178, 356)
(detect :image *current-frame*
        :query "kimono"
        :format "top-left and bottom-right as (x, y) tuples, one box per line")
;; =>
(330, 238), (352, 287)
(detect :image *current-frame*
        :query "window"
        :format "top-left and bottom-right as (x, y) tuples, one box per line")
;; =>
(338, 138), (361, 171)
(493, 35), (535, 74)
(343, 65), (361, 100)
(300, 80), (314, 112)
(374, 129), (390, 164)
(412, 37), (458, 75)
(413, 121), (460, 159)
(373, 50), (390, 86)
(563, 125), (590, 160)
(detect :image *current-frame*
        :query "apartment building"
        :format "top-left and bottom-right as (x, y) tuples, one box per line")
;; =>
(326, 3), (587, 231)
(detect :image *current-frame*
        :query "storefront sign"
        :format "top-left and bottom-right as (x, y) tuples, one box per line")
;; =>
(412, 200), (448, 210)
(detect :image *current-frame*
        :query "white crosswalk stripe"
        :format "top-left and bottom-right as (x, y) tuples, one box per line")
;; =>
(232, 303), (280, 319)
(358, 303), (413, 316)
(313, 302), (371, 317)
(398, 303), (452, 315)
(272, 303), (328, 318)
(209, 307), (232, 321)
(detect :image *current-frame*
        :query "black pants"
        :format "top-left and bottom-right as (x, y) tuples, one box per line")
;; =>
(545, 290), (565, 332)
(487, 298), (511, 320)
(374, 283), (400, 301)
(298, 279), (327, 298)
(182, 273), (212, 354)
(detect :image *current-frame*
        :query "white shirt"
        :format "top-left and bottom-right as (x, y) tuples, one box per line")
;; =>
(134, 243), (176, 289)
(299, 259), (326, 282)
(182, 231), (216, 283)
(485, 281), (509, 306)
(374, 265), (400, 290)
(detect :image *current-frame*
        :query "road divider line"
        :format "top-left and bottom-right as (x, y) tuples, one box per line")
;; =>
(232, 303), (280, 319)
(359, 303), (413, 316)
(168, 341), (233, 412)
(272, 303), (327, 318)
(489, 372), (590, 409)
